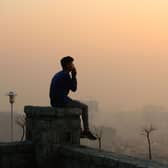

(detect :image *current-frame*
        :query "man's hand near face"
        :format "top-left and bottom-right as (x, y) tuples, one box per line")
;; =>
(71, 67), (77, 78)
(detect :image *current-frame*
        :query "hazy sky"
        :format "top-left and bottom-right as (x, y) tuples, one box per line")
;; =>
(1, 0), (168, 113)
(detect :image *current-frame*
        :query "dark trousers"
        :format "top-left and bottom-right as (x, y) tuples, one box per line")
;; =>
(65, 100), (89, 131)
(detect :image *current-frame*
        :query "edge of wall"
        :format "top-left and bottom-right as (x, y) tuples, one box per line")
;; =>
(58, 145), (168, 168)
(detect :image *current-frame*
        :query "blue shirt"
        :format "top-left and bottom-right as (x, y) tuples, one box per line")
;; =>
(49, 70), (77, 107)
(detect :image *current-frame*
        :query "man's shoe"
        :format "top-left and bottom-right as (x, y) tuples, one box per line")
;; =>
(82, 130), (97, 140)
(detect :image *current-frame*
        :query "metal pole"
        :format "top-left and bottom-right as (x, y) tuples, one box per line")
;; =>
(11, 103), (13, 141)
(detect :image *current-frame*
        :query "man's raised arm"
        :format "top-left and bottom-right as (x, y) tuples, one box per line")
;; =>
(70, 67), (77, 91)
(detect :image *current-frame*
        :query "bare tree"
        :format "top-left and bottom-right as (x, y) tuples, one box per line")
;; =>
(93, 126), (103, 151)
(15, 114), (26, 141)
(141, 124), (157, 160)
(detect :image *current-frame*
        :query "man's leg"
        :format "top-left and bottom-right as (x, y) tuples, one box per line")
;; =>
(65, 99), (97, 140)
(65, 100), (89, 131)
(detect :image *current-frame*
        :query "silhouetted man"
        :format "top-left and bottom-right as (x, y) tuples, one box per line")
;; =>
(49, 56), (96, 140)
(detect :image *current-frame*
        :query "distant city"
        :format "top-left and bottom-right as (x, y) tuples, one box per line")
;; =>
(0, 102), (168, 164)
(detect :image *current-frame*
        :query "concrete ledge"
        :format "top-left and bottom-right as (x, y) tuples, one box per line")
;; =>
(24, 105), (82, 167)
(0, 141), (33, 153)
(24, 106), (82, 118)
(58, 145), (168, 168)
(0, 141), (35, 168)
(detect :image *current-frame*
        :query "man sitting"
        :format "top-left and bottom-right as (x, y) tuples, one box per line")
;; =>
(49, 56), (96, 140)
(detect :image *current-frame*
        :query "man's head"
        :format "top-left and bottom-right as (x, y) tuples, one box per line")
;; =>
(60, 56), (75, 72)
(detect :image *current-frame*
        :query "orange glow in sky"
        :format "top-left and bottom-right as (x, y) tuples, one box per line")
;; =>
(0, 0), (168, 113)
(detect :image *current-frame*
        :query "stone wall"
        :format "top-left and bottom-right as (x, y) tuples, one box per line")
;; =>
(0, 141), (35, 168)
(24, 106), (82, 168)
(58, 145), (168, 168)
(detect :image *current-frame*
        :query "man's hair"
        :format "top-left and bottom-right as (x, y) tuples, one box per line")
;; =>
(60, 56), (74, 68)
